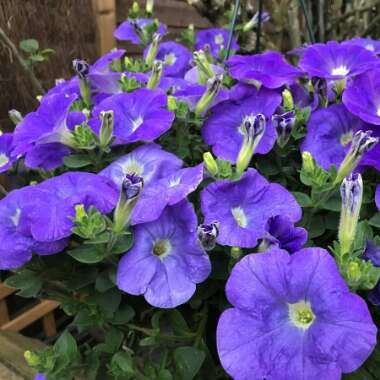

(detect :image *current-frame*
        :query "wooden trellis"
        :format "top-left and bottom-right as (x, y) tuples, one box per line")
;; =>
(0, 283), (59, 338)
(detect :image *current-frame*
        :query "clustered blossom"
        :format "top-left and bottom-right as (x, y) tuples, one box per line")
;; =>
(2, 13), (380, 380)
(217, 248), (377, 379)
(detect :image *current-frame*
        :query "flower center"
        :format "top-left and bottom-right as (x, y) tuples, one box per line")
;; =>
(0, 153), (9, 168)
(122, 158), (144, 177)
(164, 53), (177, 65)
(11, 208), (21, 226)
(365, 44), (375, 52)
(231, 207), (248, 228)
(340, 130), (353, 147)
(169, 177), (181, 187)
(131, 116), (144, 131)
(331, 65), (349, 77)
(288, 300), (315, 330)
(214, 33), (224, 46)
(153, 239), (171, 258)
(376, 107), (380, 117)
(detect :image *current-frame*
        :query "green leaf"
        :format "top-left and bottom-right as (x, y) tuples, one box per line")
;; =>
(30, 54), (45, 62)
(19, 38), (39, 53)
(292, 191), (312, 207)
(322, 192), (341, 212)
(63, 154), (92, 169)
(111, 233), (133, 254)
(68, 245), (105, 264)
(173, 346), (205, 380)
(54, 330), (80, 363)
(95, 288), (121, 314)
(5, 271), (43, 297)
(157, 369), (173, 380)
(369, 213), (380, 228)
(96, 328), (124, 353)
(112, 305), (135, 325)
(308, 215), (325, 238)
(95, 270), (115, 292)
(110, 351), (134, 375)
(168, 309), (191, 335)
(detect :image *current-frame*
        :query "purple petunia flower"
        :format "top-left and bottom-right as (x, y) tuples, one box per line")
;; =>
(261, 215), (308, 253)
(12, 93), (77, 156)
(202, 86), (281, 162)
(226, 52), (303, 89)
(343, 68), (380, 125)
(217, 247), (377, 380)
(299, 41), (380, 80)
(117, 200), (211, 308)
(201, 169), (302, 248)
(145, 41), (192, 77)
(301, 104), (380, 171)
(100, 144), (183, 224)
(0, 187), (69, 269)
(33, 374), (45, 380)
(90, 88), (174, 144)
(0, 133), (16, 173)
(47, 49), (125, 100)
(195, 28), (238, 59)
(114, 18), (167, 45)
(24, 172), (118, 242)
(343, 37), (380, 54)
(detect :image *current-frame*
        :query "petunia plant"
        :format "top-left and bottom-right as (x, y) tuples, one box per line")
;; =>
(2, 1), (380, 379)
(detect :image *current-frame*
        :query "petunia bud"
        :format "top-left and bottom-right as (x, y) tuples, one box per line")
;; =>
(338, 173), (363, 256)
(73, 58), (91, 107)
(167, 95), (178, 112)
(272, 110), (295, 148)
(145, 33), (162, 67)
(194, 75), (223, 116)
(335, 130), (378, 185)
(113, 173), (144, 233)
(203, 152), (219, 177)
(236, 114), (266, 175)
(301, 151), (315, 174)
(24, 351), (40, 367)
(146, 0), (154, 15)
(346, 260), (362, 285)
(8, 109), (23, 125)
(147, 60), (163, 89)
(99, 110), (114, 149)
(193, 50), (214, 83)
(242, 11), (270, 32)
(282, 88), (294, 111)
(197, 221), (219, 250)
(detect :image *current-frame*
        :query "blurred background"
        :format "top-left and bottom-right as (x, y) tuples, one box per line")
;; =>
(1, 0), (380, 132)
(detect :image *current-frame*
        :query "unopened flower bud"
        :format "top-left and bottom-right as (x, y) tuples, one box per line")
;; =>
(335, 130), (378, 184)
(147, 60), (163, 89)
(146, 0), (154, 15)
(113, 173), (144, 233)
(132, 1), (140, 14)
(347, 260), (362, 284)
(338, 173), (363, 256)
(272, 110), (295, 148)
(282, 88), (294, 111)
(197, 221), (219, 250)
(73, 59), (91, 107)
(24, 350), (40, 367)
(302, 151), (315, 174)
(203, 152), (219, 177)
(236, 114), (266, 175)
(72, 59), (90, 80)
(131, 20), (146, 44)
(8, 109), (23, 125)
(243, 11), (270, 32)
(74, 204), (87, 222)
(193, 50), (214, 82)
(194, 75), (223, 116)
(99, 110), (114, 149)
(123, 173), (144, 200)
(167, 95), (177, 112)
(145, 33), (162, 67)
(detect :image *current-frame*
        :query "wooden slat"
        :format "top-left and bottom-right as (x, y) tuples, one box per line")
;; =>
(117, 0), (212, 28)
(0, 300), (9, 326)
(1, 300), (59, 332)
(42, 311), (57, 337)
(0, 283), (16, 300)
(93, 0), (117, 55)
